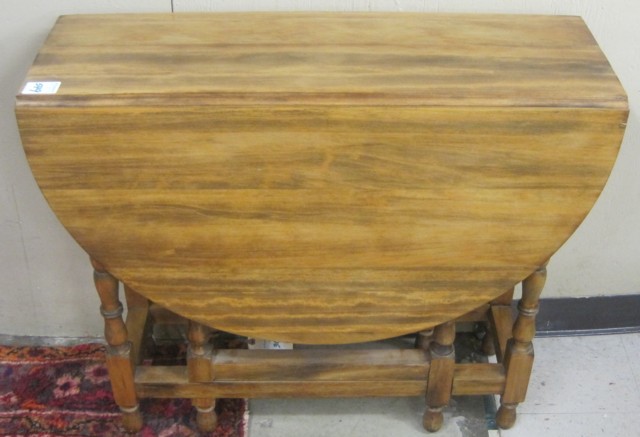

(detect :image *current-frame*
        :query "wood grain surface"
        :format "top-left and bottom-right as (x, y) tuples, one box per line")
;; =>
(16, 13), (628, 344)
(134, 361), (505, 399)
(18, 13), (626, 108)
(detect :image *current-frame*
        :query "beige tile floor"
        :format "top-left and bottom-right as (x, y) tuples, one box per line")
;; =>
(249, 333), (640, 437)
(499, 334), (640, 437)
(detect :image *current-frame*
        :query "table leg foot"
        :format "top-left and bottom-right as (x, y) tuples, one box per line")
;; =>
(120, 405), (143, 433)
(195, 404), (218, 432)
(423, 407), (444, 432)
(496, 402), (517, 429)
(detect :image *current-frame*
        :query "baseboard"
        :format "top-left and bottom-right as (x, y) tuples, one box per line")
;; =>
(533, 294), (640, 337)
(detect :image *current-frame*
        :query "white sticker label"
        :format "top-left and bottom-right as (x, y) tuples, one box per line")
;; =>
(22, 81), (61, 95)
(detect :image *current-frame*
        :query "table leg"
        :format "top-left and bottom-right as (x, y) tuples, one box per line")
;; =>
(188, 320), (217, 432)
(496, 263), (547, 429)
(91, 258), (142, 432)
(423, 321), (456, 432)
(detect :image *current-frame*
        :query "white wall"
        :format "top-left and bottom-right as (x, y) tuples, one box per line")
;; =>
(1, 0), (639, 337)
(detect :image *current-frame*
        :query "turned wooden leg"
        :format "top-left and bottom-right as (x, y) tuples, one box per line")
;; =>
(91, 258), (142, 433)
(423, 321), (456, 432)
(188, 320), (217, 432)
(497, 263), (547, 429)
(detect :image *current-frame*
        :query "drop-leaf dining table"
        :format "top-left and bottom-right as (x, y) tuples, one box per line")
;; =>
(15, 13), (627, 433)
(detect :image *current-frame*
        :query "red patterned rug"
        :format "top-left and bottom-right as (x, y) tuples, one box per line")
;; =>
(0, 343), (247, 436)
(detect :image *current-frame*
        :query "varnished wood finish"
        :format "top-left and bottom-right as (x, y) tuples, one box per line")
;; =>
(457, 304), (490, 323)
(17, 13), (627, 345)
(484, 288), (516, 356)
(16, 14), (627, 109)
(424, 321), (456, 432)
(497, 264), (547, 430)
(451, 364), (505, 396)
(134, 357), (505, 399)
(91, 259), (142, 432)
(135, 362), (430, 398)
(137, 378), (429, 399)
(16, 13), (628, 433)
(493, 289), (516, 306)
(187, 321), (217, 432)
(489, 305), (515, 362)
(123, 285), (150, 365)
(213, 349), (429, 381)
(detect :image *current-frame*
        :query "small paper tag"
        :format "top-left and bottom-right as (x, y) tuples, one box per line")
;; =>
(22, 81), (61, 95)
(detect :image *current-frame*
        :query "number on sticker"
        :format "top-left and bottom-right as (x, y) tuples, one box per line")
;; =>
(22, 81), (61, 95)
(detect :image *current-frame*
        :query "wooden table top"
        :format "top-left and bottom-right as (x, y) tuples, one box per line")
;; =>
(18, 13), (626, 108)
(17, 13), (627, 344)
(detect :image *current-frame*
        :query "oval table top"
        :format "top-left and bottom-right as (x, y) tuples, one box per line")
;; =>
(16, 13), (627, 344)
